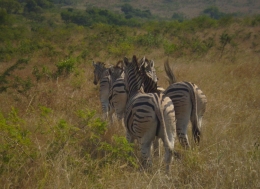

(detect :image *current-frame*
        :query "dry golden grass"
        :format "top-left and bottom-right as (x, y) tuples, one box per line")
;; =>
(1, 22), (260, 188)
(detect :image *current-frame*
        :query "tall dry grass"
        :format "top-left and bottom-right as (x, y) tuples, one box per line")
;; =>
(1, 24), (260, 188)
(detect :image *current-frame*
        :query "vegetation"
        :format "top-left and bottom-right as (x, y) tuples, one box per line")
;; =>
(0, 1), (260, 188)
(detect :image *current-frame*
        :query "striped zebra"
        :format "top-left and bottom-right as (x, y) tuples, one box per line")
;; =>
(92, 61), (113, 121)
(140, 59), (207, 149)
(163, 60), (207, 148)
(108, 61), (127, 121)
(123, 55), (176, 172)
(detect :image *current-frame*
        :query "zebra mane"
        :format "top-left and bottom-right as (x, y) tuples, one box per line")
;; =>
(92, 61), (109, 85)
(139, 58), (158, 93)
(109, 61), (124, 82)
(164, 59), (177, 85)
(123, 55), (144, 96)
(116, 60), (124, 69)
(93, 61), (106, 67)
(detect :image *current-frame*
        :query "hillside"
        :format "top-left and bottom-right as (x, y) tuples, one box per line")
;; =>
(71, 0), (260, 18)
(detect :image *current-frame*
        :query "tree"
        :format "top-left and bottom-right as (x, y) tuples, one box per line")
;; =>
(202, 6), (225, 19)
(0, 0), (21, 14)
(24, 0), (38, 12)
(121, 3), (133, 15)
(0, 8), (9, 25)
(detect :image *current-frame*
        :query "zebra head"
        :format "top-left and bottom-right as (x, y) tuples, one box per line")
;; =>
(92, 61), (106, 85)
(108, 60), (124, 83)
(139, 57), (158, 93)
(123, 56), (143, 96)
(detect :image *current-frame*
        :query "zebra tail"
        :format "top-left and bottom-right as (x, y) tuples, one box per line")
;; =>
(156, 94), (175, 151)
(164, 59), (177, 85)
(186, 82), (200, 143)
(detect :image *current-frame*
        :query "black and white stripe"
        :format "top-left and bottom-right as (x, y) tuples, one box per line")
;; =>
(92, 61), (113, 121)
(163, 60), (207, 148)
(140, 59), (207, 149)
(108, 61), (127, 121)
(123, 56), (175, 172)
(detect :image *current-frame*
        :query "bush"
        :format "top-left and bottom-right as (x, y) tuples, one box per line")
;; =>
(55, 58), (76, 76)
(0, 108), (33, 177)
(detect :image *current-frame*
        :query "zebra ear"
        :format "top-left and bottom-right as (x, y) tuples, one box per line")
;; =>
(92, 61), (96, 67)
(123, 57), (129, 66)
(116, 60), (124, 69)
(150, 60), (155, 68)
(139, 56), (146, 69)
(108, 67), (113, 75)
(132, 55), (138, 64)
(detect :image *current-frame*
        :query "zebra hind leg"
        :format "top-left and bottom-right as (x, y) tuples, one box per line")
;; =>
(161, 137), (174, 174)
(177, 132), (190, 150)
(140, 140), (153, 172)
(153, 137), (160, 157)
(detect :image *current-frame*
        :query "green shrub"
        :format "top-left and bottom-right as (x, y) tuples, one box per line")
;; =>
(135, 32), (162, 48)
(99, 135), (137, 167)
(0, 108), (33, 176)
(163, 41), (177, 56)
(109, 42), (134, 57)
(55, 58), (76, 76)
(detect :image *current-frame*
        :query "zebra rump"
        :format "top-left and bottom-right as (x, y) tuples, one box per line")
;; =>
(139, 59), (207, 149)
(108, 60), (127, 121)
(163, 60), (207, 148)
(123, 55), (176, 173)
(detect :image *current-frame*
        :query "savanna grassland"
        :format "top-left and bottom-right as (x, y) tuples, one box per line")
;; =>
(0, 1), (260, 188)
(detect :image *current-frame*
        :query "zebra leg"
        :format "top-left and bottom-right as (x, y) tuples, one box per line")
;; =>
(140, 139), (153, 171)
(108, 108), (114, 125)
(161, 137), (174, 174)
(153, 137), (160, 157)
(176, 118), (190, 149)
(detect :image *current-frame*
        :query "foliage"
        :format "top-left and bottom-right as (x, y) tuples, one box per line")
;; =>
(171, 12), (186, 22)
(190, 15), (217, 30)
(0, 8), (10, 25)
(0, 58), (29, 93)
(135, 32), (162, 48)
(99, 135), (137, 167)
(55, 58), (76, 77)
(202, 6), (226, 19)
(24, 0), (53, 13)
(0, 0), (21, 14)
(61, 7), (140, 27)
(219, 32), (232, 57)
(0, 108), (33, 176)
(121, 3), (152, 19)
(163, 41), (177, 56)
(52, 0), (80, 5)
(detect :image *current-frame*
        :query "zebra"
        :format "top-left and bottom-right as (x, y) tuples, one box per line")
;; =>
(108, 60), (127, 121)
(163, 60), (207, 148)
(92, 61), (113, 121)
(123, 55), (176, 172)
(139, 59), (207, 149)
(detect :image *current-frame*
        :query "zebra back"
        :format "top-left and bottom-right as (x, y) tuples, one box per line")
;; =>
(163, 60), (206, 147)
(139, 58), (159, 93)
(109, 60), (124, 83)
(92, 61), (112, 120)
(123, 56), (143, 97)
(139, 58), (206, 148)
(108, 60), (127, 120)
(139, 57), (166, 94)
(123, 55), (175, 172)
